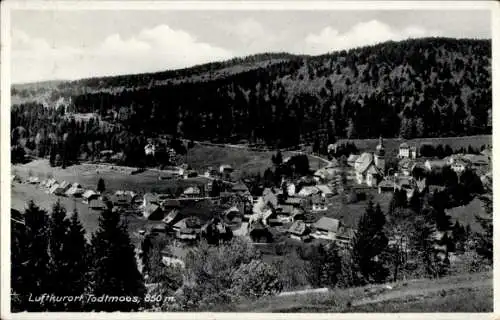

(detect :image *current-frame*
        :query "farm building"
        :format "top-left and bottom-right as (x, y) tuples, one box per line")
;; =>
(311, 217), (340, 241)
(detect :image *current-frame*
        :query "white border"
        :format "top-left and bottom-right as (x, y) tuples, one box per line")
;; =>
(1, 1), (499, 319)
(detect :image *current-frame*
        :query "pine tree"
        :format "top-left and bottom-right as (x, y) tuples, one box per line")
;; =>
(352, 202), (389, 284)
(321, 243), (342, 288)
(47, 201), (69, 309)
(97, 178), (106, 194)
(19, 201), (51, 311)
(62, 209), (89, 310)
(90, 208), (145, 311)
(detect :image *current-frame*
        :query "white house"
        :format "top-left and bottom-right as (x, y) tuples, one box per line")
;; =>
(144, 143), (156, 156)
(398, 143), (417, 159)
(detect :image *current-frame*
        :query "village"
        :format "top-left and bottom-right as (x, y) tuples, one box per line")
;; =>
(12, 136), (493, 271)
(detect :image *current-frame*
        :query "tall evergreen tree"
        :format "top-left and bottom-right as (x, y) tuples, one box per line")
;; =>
(47, 201), (69, 308)
(90, 208), (145, 311)
(18, 201), (51, 311)
(475, 196), (493, 264)
(62, 209), (89, 310)
(352, 201), (389, 284)
(97, 178), (106, 194)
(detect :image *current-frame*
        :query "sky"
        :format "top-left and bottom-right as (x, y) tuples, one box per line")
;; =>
(10, 9), (492, 84)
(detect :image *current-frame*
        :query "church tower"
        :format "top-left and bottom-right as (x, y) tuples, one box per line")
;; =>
(374, 136), (386, 173)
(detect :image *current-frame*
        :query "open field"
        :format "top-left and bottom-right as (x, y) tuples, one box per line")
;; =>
(230, 271), (492, 312)
(12, 159), (209, 194)
(11, 182), (157, 244)
(337, 135), (492, 157)
(186, 144), (326, 179)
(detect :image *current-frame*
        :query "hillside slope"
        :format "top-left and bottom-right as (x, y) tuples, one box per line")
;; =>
(12, 37), (491, 149)
(230, 271), (492, 313)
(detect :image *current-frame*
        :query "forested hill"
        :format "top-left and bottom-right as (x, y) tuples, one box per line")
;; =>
(12, 37), (491, 148)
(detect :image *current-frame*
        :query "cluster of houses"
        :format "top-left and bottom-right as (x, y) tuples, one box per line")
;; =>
(343, 138), (492, 201)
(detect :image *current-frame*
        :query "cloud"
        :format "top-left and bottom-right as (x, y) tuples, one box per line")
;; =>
(228, 18), (280, 55)
(302, 20), (442, 54)
(11, 25), (234, 83)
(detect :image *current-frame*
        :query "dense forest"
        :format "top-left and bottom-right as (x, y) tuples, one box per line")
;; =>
(11, 37), (492, 165)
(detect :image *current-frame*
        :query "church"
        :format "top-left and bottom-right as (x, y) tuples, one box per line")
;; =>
(354, 137), (386, 187)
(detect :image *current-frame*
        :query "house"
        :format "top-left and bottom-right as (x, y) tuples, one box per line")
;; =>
(143, 203), (163, 220)
(162, 209), (179, 227)
(201, 217), (233, 244)
(450, 158), (471, 174)
(311, 196), (328, 212)
(89, 198), (107, 210)
(82, 190), (99, 203)
(283, 196), (303, 207)
(347, 154), (360, 167)
(183, 186), (201, 198)
(46, 178), (57, 188)
(480, 172), (492, 191)
(314, 167), (340, 181)
(223, 206), (243, 224)
(287, 183), (296, 196)
(276, 204), (295, 223)
(288, 220), (311, 241)
(161, 255), (185, 269)
(232, 182), (250, 195)
(204, 167), (219, 178)
(28, 176), (40, 184)
(65, 184), (85, 197)
(354, 153), (383, 187)
(263, 208), (280, 226)
(297, 186), (320, 197)
(219, 164), (234, 174)
(183, 170), (198, 179)
(316, 184), (334, 197)
(144, 143), (156, 156)
(425, 159), (448, 172)
(249, 219), (273, 243)
(262, 188), (278, 208)
(172, 217), (202, 241)
(112, 190), (137, 207)
(462, 154), (490, 167)
(49, 184), (66, 196)
(378, 179), (395, 194)
(398, 142), (417, 159)
(291, 208), (306, 222)
(58, 181), (71, 192)
(336, 226), (355, 247)
(311, 217), (340, 241)
(398, 158), (416, 176)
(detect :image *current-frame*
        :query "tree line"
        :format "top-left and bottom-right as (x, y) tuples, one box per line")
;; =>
(11, 38), (491, 168)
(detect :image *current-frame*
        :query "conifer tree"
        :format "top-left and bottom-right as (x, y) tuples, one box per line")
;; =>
(352, 201), (389, 284)
(20, 201), (51, 311)
(47, 201), (69, 309)
(90, 208), (145, 311)
(97, 178), (106, 194)
(475, 196), (493, 263)
(62, 209), (89, 310)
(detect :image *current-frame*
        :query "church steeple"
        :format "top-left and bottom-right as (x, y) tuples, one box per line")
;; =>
(376, 136), (385, 156)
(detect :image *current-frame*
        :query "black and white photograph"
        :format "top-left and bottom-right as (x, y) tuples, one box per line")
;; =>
(1, 0), (497, 317)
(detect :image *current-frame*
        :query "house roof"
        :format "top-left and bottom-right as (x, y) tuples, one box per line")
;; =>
(65, 186), (84, 196)
(463, 154), (489, 165)
(347, 154), (360, 163)
(174, 217), (202, 232)
(355, 152), (375, 173)
(298, 186), (319, 197)
(144, 203), (161, 218)
(366, 165), (382, 175)
(164, 199), (181, 208)
(378, 179), (394, 189)
(82, 190), (98, 199)
(426, 160), (447, 168)
(313, 217), (340, 233)
(163, 209), (179, 225)
(399, 142), (409, 148)
(278, 204), (294, 214)
(288, 220), (309, 235)
(284, 197), (303, 205)
(183, 186), (201, 195)
(316, 184), (333, 195)
(232, 182), (249, 192)
(399, 158), (416, 170)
